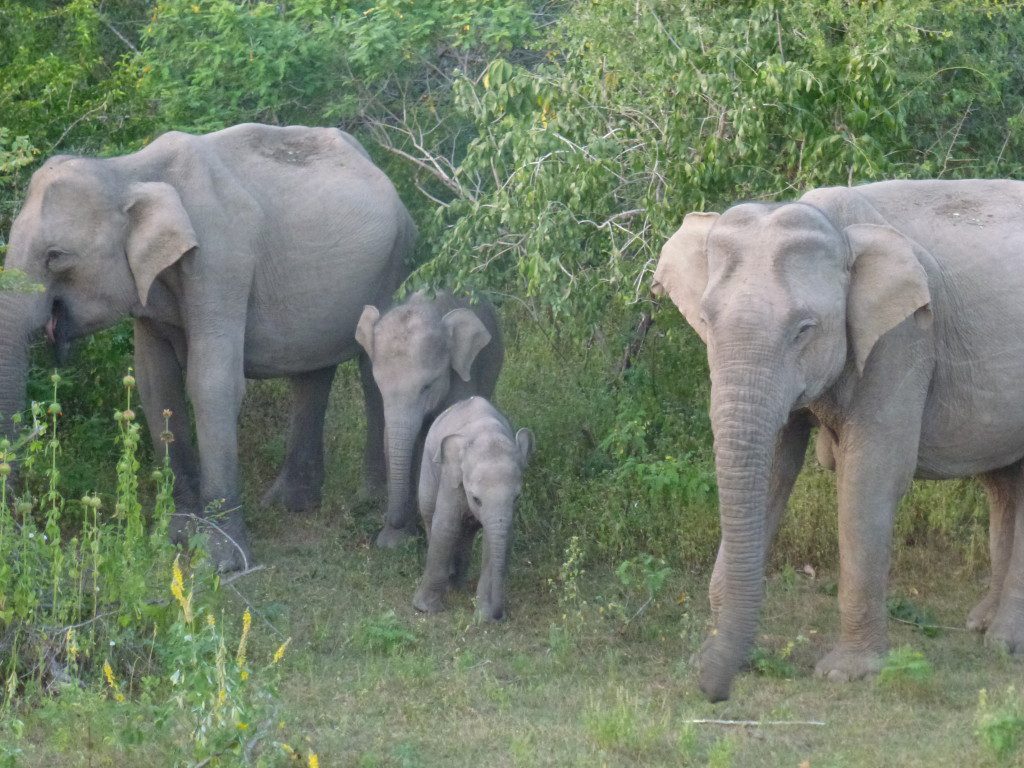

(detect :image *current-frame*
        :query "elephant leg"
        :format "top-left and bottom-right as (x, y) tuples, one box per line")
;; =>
(358, 352), (387, 500)
(261, 366), (337, 513)
(413, 488), (463, 613)
(133, 320), (199, 544)
(710, 411), (811, 618)
(814, 412), (922, 683)
(186, 334), (251, 573)
(967, 464), (1020, 632)
(986, 468), (1024, 653)
(451, 523), (479, 591)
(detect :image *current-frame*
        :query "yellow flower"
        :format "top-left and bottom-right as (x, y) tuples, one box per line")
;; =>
(237, 721), (249, 730)
(191, 3), (200, 12)
(103, 660), (126, 702)
(206, 614), (216, 628)
(309, 754), (319, 768)
(171, 555), (193, 623)
(272, 638), (291, 664)
(66, 628), (79, 662)
(236, 609), (251, 669)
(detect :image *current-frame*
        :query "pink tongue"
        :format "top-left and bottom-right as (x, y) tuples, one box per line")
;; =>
(45, 314), (56, 344)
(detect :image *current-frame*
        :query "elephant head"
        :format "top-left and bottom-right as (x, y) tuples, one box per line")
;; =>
(655, 203), (931, 700)
(0, 155), (197, 438)
(444, 425), (533, 620)
(356, 294), (492, 543)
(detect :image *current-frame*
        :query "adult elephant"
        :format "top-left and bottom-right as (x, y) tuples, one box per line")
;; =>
(653, 180), (1024, 701)
(0, 123), (415, 572)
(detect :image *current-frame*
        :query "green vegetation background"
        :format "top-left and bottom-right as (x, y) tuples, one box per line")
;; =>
(2, 1), (1024, 765)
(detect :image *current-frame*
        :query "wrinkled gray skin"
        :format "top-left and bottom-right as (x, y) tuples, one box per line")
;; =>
(356, 291), (503, 547)
(0, 123), (414, 571)
(412, 396), (533, 621)
(653, 180), (1024, 701)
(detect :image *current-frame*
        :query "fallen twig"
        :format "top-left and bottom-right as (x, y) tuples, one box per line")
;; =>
(685, 718), (826, 727)
(219, 564), (267, 585)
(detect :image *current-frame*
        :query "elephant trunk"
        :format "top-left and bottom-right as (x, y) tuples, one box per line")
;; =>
(0, 292), (44, 443)
(481, 518), (512, 621)
(383, 415), (422, 530)
(698, 343), (789, 702)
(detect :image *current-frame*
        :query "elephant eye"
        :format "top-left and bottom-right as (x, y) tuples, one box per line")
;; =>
(794, 319), (817, 342)
(46, 249), (69, 267)
(471, 495), (481, 506)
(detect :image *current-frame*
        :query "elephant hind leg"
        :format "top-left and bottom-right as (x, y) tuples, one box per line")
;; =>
(262, 365), (337, 513)
(968, 463), (1020, 632)
(985, 464), (1024, 653)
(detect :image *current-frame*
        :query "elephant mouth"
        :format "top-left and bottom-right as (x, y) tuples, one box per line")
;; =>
(45, 299), (73, 366)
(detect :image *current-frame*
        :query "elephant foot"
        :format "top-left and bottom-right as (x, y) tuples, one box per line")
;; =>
(169, 511), (193, 546)
(967, 591), (1001, 632)
(376, 523), (418, 549)
(475, 602), (506, 622)
(985, 609), (1024, 655)
(412, 589), (445, 614)
(814, 646), (885, 682)
(261, 474), (322, 513)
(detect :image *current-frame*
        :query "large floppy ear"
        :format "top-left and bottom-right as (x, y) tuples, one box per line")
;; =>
(355, 305), (381, 357)
(845, 223), (932, 374)
(651, 211), (719, 344)
(514, 428), (534, 468)
(436, 434), (466, 489)
(124, 182), (198, 307)
(442, 308), (492, 382)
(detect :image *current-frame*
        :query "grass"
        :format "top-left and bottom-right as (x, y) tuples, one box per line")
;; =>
(3, 309), (1021, 766)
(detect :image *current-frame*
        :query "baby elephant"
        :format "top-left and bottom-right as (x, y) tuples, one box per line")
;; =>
(413, 397), (533, 621)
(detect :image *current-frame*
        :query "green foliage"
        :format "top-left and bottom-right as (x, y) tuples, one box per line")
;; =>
(750, 633), (807, 679)
(350, 610), (418, 656)
(424, 0), (1024, 319)
(877, 646), (934, 689)
(976, 687), (1024, 764)
(888, 596), (942, 638)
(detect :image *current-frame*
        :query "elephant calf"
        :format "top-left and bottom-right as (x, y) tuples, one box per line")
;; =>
(412, 397), (533, 621)
(356, 291), (504, 547)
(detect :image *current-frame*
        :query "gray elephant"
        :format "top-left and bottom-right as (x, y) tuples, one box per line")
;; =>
(653, 180), (1024, 701)
(355, 291), (503, 547)
(412, 396), (533, 621)
(0, 123), (415, 571)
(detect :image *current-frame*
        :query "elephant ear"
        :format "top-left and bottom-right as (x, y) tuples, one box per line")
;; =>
(436, 434), (466, 489)
(355, 305), (381, 357)
(651, 211), (719, 344)
(845, 223), (932, 374)
(515, 428), (535, 467)
(124, 182), (198, 307)
(442, 308), (492, 382)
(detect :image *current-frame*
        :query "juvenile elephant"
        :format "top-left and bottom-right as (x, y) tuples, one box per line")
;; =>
(412, 396), (533, 621)
(355, 291), (503, 547)
(653, 180), (1024, 701)
(0, 123), (415, 571)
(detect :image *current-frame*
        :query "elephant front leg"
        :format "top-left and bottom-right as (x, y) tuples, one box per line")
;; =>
(358, 352), (387, 500)
(187, 336), (252, 573)
(413, 490), (462, 613)
(815, 419), (920, 683)
(262, 366), (337, 513)
(133, 320), (200, 545)
(968, 465), (1020, 632)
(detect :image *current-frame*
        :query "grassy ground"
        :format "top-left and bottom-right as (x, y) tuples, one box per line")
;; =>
(6, 313), (1023, 766)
